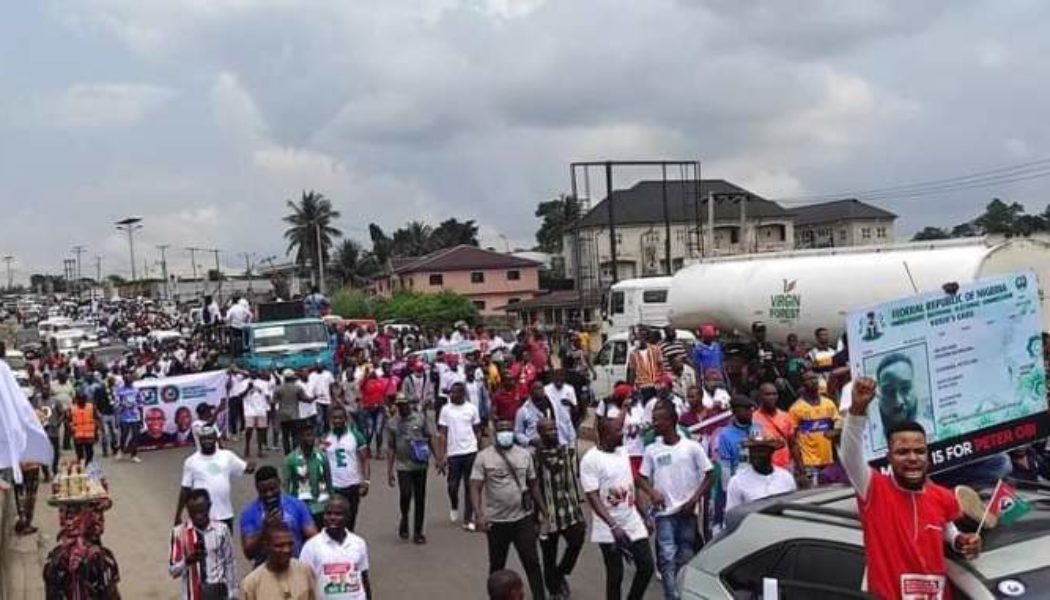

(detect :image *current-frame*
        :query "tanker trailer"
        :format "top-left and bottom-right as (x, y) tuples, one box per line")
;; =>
(667, 236), (1050, 342)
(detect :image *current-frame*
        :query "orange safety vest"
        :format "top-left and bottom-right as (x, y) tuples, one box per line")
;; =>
(70, 403), (96, 440)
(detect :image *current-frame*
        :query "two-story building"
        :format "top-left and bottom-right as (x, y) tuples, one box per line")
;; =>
(374, 245), (542, 316)
(793, 198), (897, 249)
(562, 179), (795, 285)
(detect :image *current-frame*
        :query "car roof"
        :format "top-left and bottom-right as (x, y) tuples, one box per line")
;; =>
(703, 481), (1050, 584)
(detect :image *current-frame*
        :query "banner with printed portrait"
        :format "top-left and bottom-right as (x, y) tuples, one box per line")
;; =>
(847, 271), (1048, 472)
(132, 370), (230, 451)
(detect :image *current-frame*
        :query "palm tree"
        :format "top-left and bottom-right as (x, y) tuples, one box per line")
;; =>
(283, 190), (342, 285)
(392, 220), (433, 257)
(331, 239), (379, 288)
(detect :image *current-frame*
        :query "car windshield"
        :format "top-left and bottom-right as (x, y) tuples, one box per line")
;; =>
(252, 322), (328, 351)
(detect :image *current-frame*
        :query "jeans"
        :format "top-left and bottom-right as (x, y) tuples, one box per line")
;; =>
(360, 407), (386, 453)
(539, 521), (586, 596)
(48, 435), (60, 473)
(599, 539), (655, 600)
(119, 421), (139, 456)
(396, 469), (427, 535)
(99, 415), (119, 456)
(654, 511), (698, 600)
(333, 485), (362, 532)
(487, 517), (546, 600)
(446, 452), (476, 523)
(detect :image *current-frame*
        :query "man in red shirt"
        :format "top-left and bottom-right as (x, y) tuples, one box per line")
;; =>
(842, 377), (981, 600)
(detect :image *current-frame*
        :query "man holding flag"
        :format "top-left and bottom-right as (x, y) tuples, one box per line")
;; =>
(842, 377), (981, 600)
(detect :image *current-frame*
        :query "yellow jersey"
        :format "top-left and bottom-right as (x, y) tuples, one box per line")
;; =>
(788, 395), (840, 467)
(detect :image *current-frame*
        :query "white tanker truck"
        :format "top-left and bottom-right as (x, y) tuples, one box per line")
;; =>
(666, 236), (1050, 342)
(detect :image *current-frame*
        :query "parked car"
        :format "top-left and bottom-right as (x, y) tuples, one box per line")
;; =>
(681, 484), (1050, 599)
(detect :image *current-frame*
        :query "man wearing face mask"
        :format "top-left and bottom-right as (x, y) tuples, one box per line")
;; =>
(470, 420), (547, 600)
(299, 494), (372, 600)
(843, 377), (980, 600)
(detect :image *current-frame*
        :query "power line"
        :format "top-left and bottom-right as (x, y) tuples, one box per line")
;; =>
(774, 157), (1050, 204)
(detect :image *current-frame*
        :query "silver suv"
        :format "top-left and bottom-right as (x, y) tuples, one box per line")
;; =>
(681, 484), (1050, 599)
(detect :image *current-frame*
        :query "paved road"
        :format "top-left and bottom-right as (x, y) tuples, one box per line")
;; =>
(30, 443), (663, 599)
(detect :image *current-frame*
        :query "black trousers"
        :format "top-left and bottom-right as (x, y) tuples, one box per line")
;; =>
(279, 419), (302, 455)
(397, 470), (427, 535)
(228, 396), (244, 436)
(598, 539), (655, 600)
(48, 435), (60, 474)
(487, 517), (546, 600)
(446, 453), (476, 523)
(74, 440), (94, 465)
(539, 521), (586, 595)
(334, 485), (362, 532)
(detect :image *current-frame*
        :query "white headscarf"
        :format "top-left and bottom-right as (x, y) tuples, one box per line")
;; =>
(0, 361), (53, 483)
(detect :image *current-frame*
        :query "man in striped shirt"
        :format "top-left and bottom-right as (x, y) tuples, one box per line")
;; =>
(628, 329), (664, 401)
(169, 489), (237, 600)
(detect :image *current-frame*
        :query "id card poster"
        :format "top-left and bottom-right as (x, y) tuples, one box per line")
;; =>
(847, 272), (1048, 471)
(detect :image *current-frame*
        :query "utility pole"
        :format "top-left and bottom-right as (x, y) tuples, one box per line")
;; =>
(186, 247), (200, 280)
(315, 223), (325, 293)
(2, 255), (12, 291)
(71, 245), (86, 297)
(116, 218), (143, 280)
(157, 244), (170, 300)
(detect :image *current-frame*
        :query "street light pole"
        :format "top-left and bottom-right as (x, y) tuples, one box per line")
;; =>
(157, 244), (170, 300)
(71, 245), (86, 297)
(2, 255), (13, 291)
(115, 217), (143, 281)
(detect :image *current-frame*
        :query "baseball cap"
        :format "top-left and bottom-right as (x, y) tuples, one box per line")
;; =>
(282, 368), (296, 379)
(613, 383), (634, 400)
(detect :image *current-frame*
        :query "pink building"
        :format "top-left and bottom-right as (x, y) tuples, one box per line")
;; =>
(374, 245), (542, 316)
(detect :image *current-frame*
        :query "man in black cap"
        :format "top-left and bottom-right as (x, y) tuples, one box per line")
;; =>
(714, 395), (762, 528)
(725, 437), (797, 512)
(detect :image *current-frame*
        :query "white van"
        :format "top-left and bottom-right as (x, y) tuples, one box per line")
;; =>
(604, 277), (672, 339)
(591, 328), (696, 400)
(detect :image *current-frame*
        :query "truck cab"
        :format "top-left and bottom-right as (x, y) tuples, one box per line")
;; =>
(591, 328), (696, 400)
(604, 277), (673, 339)
(225, 318), (335, 373)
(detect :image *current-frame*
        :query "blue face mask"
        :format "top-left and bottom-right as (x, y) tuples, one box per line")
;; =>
(496, 431), (516, 448)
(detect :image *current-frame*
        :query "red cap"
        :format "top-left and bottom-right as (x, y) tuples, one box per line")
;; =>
(613, 383), (634, 400)
(657, 373), (674, 387)
(700, 324), (717, 338)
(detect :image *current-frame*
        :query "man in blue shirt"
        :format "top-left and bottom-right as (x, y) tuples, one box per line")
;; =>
(715, 395), (761, 528)
(691, 324), (725, 380)
(239, 465), (318, 565)
(302, 286), (330, 318)
(514, 381), (576, 448)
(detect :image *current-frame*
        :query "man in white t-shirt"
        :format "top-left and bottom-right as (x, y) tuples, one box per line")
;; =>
(236, 371), (272, 458)
(638, 400), (714, 599)
(308, 362), (336, 431)
(173, 427), (255, 531)
(543, 369), (577, 409)
(437, 382), (481, 529)
(726, 438), (797, 513)
(580, 419), (654, 600)
(299, 494), (372, 600)
(322, 405), (370, 532)
(225, 296), (253, 329)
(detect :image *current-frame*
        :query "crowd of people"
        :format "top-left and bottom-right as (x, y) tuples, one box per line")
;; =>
(8, 292), (1050, 600)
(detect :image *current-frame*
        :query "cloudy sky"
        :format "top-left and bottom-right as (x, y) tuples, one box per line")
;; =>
(3, 0), (1049, 282)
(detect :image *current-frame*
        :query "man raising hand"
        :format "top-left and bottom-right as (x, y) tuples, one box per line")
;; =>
(842, 377), (980, 600)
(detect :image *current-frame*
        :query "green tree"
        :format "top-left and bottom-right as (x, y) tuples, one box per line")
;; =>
(911, 226), (951, 241)
(427, 218), (479, 251)
(330, 239), (379, 288)
(379, 291), (478, 328)
(331, 289), (380, 318)
(974, 198), (1025, 235)
(283, 190), (343, 284)
(534, 194), (582, 253)
(391, 221), (433, 257)
(368, 224), (393, 269)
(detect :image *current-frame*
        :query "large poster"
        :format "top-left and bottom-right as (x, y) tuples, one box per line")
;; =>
(133, 370), (229, 451)
(847, 271), (1048, 472)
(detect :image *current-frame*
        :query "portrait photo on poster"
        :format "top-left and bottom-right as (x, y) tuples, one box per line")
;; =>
(862, 342), (936, 453)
